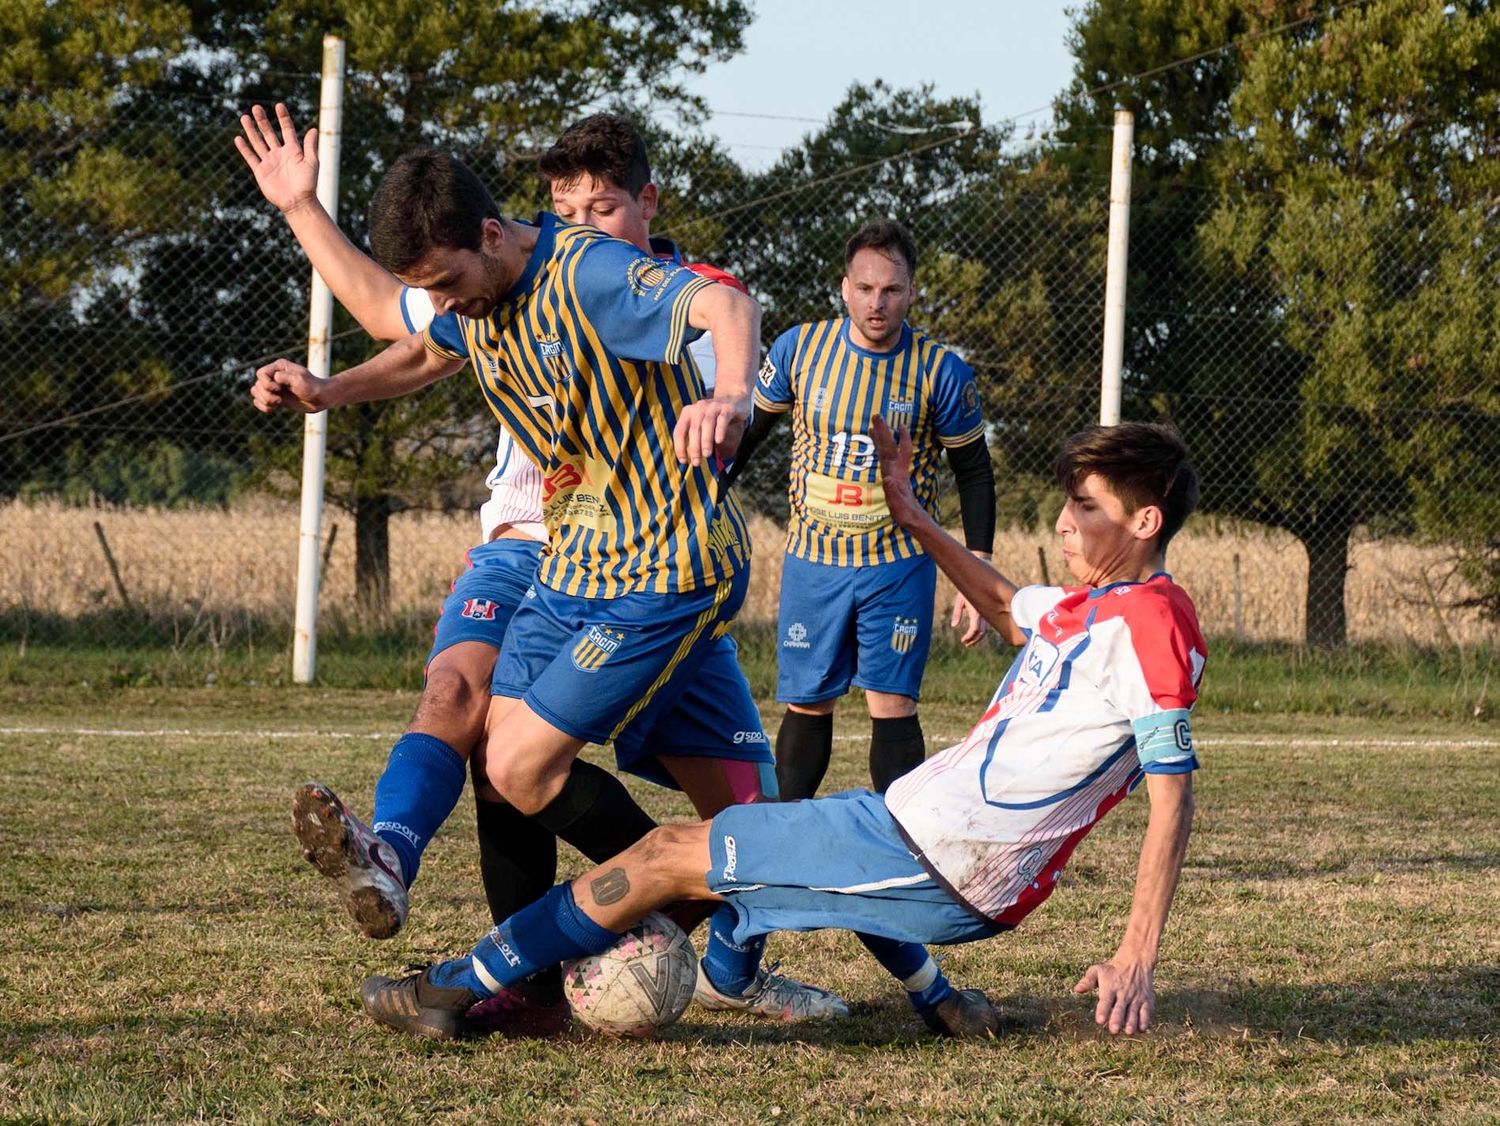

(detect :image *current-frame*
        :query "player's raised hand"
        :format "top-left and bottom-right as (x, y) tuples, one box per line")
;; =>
(251, 358), (333, 414)
(235, 103), (319, 215)
(674, 395), (749, 468)
(870, 416), (921, 522)
(1072, 959), (1155, 1035)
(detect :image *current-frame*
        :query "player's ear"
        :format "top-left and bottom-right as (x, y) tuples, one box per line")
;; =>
(840, 274), (851, 305)
(1132, 503), (1163, 542)
(479, 216), (506, 253)
(637, 182), (659, 223)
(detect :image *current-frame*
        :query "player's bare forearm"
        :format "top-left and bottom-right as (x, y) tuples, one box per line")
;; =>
(870, 417), (1022, 643)
(325, 336), (464, 408)
(688, 284), (759, 410)
(281, 202), (411, 342)
(1115, 772), (1194, 965)
(1073, 772), (1194, 1034)
(674, 286), (760, 466)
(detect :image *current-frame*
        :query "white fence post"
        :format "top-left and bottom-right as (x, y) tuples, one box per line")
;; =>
(1100, 108), (1134, 427)
(292, 34), (346, 684)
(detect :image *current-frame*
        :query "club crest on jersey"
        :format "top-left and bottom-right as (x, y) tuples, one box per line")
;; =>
(962, 382), (981, 414)
(757, 357), (776, 389)
(890, 616), (920, 654)
(885, 398), (915, 430)
(627, 258), (672, 299)
(460, 598), (499, 621)
(572, 625), (625, 672)
(534, 333), (571, 384)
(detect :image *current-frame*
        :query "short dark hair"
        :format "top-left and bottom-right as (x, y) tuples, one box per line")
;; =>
(368, 149), (500, 274)
(844, 219), (918, 280)
(1054, 422), (1199, 548)
(538, 113), (651, 198)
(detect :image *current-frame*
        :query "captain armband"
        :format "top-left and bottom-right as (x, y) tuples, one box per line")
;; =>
(1132, 709), (1199, 775)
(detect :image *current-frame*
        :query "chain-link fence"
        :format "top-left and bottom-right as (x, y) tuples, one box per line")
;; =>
(3, 68), (1495, 662)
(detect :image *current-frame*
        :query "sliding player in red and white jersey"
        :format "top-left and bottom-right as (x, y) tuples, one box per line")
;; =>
(358, 419), (1205, 1042)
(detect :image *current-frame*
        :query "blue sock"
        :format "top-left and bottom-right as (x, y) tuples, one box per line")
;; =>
(428, 884), (619, 996)
(701, 904), (766, 997)
(858, 933), (952, 1013)
(370, 732), (466, 887)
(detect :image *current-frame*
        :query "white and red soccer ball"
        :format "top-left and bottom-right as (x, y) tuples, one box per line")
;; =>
(561, 911), (697, 1037)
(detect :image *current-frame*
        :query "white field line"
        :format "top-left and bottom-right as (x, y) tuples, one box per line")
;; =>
(0, 726), (1496, 750)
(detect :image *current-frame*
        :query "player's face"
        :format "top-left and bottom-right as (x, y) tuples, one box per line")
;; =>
(1055, 474), (1157, 586)
(842, 248), (915, 351)
(550, 175), (657, 252)
(399, 222), (511, 319)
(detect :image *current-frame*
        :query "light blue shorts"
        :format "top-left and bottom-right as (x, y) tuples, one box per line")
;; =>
(705, 789), (1004, 947)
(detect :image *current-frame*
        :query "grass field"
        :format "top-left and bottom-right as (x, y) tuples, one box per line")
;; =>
(3, 676), (1497, 1123)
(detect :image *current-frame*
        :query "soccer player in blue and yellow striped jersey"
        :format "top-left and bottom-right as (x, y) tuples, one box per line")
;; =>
(746, 220), (997, 801)
(254, 145), (849, 1023)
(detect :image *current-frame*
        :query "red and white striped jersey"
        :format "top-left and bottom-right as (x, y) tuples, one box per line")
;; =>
(399, 243), (740, 545)
(884, 574), (1207, 926)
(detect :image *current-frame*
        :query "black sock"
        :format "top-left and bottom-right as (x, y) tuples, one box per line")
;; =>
(775, 709), (834, 800)
(870, 714), (925, 792)
(474, 796), (562, 1002)
(532, 760), (657, 864)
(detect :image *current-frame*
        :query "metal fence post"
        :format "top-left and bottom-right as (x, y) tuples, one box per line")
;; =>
(1099, 109), (1134, 427)
(292, 34), (346, 684)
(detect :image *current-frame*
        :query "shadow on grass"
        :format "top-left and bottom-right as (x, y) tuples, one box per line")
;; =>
(654, 963), (1500, 1049)
(7, 966), (1495, 1053)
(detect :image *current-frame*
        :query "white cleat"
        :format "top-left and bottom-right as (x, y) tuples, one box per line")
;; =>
(693, 961), (851, 1022)
(291, 781), (409, 939)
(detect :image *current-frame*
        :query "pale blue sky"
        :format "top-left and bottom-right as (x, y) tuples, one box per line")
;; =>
(679, 1), (1079, 166)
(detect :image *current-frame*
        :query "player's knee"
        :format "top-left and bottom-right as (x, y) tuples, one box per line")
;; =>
(415, 661), (489, 738)
(483, 752), (565, 817)
(632, 824), (711, 895)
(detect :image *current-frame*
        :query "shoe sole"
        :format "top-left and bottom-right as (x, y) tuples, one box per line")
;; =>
(291, 782), (404, 940)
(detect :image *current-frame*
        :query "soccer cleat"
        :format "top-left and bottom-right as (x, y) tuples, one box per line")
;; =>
(291, 781), (409, 939)
(359, 967), (480, 1041)
(693, 960), (851, 1022)
(465, 979), (572, 1039)
(919, 987), (1002, 1039)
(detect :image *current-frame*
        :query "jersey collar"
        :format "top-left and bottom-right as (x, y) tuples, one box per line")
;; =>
(839, 317), (911, 359)
(649, 235), (685, 265)
(1086, 571), (1172, 599)
(503, 212), (559, 303)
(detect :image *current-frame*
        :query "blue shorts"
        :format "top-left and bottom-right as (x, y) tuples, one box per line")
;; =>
(706, 790), (1004, 947)
(426, 539), (545, 668)
(492, 568), (773, 789)
(776, 552), (937, 704)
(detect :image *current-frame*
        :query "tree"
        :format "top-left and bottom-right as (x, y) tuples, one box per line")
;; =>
(1050, 0), (1500, 644)
(1, 0), (751, 613)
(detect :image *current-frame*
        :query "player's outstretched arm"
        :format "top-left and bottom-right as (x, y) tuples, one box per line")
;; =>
(674, 284), (760, 467)
(250, 334), (464, 414)
(871, 417), (1023, 644)
(1073, 771), (1194, 1035)
(235, 102), (411, 342)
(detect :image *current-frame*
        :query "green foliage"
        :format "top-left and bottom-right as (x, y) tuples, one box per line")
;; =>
(1048, 0), (1500, 640)
(20, 436), (247, 507)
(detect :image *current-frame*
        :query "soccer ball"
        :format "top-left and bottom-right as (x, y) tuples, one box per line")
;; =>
(561, 911), (697, 1037)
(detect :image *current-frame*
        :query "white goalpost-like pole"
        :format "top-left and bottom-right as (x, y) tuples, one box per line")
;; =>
(1099, 108), (1134, 427)
(292, 34), (346, 684)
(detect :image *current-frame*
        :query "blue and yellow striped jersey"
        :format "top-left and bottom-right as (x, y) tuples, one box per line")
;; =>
(424, 213), (750, 598)
(753, 319), (985, 567)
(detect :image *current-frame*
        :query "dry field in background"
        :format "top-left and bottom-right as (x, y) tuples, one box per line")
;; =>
(1, 499), (1489, 646)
